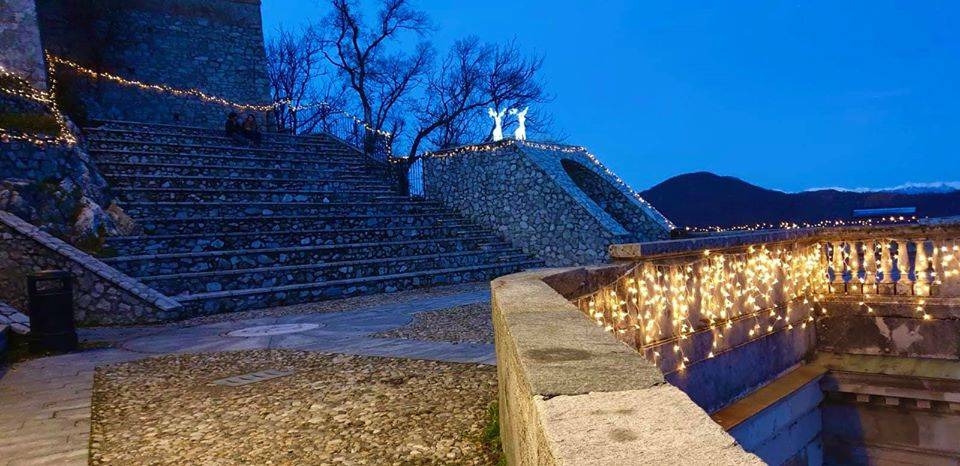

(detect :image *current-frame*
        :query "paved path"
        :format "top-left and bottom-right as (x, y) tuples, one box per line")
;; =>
(0, 288), (493, 465)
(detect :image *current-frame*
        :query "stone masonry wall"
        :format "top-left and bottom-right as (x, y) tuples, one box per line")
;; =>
(36, 0), (272, 127)
(0, 210), (182, 325)
(422, 142), (672, 266)
(0, 0), (47, 88)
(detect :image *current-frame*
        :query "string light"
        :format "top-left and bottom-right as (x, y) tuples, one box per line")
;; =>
(577, 233), (960, 374)
(0, 60), (76, 146)
(46, 55), (391, 138)
(420, 139), (676, 230)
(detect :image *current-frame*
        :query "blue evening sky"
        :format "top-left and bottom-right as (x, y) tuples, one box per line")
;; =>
(262, 1), (960, 192)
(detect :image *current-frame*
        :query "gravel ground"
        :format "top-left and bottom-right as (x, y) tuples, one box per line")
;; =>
(172, 282), (489, 327)
(91, 350), (498, 465)
(374, 303), (494, 344)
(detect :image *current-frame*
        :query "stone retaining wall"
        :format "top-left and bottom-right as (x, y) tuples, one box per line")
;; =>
(36, 0), (271, 127)
(423, 142), (672, 267)
(491, 268), (761, 465)
(0, 210), (182, 325)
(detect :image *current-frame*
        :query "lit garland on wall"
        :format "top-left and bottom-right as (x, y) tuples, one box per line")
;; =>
(0, 59), (76, 146)
(419, 139), (677, 231)
(577, 234), (960, 374)
(1, 54), (393, 147)
(578, 242), (827, 373)
(46, 55), (391, 138)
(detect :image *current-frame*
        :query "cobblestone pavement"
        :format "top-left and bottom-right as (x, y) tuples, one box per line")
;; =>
(0, 285), (493, 465)
(373, 302), (494, 344)
(90, 351), (498, 465)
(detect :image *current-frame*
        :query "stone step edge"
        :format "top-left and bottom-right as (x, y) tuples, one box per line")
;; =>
(0, 210), (182, 313)
(132, 212), (457, 223)
(104, 235), (509, 262)
(103, 172), (388, 182)
(117, 199), (434, 208)
(90, 119), (328, 140)
(175, 259), (542, 302)
(113, 189), (400, 197)
(83, 119), (339, 141)
(140, 250), (531, 282)
(106, 222), (483, 242)
(90, 149), (381, 167)
(87, 120), (366, 157)
(95, 161), (384, 175)
(86, 137), (358, 158)
(86, 126), (342, 148)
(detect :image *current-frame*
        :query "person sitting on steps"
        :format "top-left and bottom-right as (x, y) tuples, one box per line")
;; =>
(242, 113), (262, 146)
(224, 112), (247, 146)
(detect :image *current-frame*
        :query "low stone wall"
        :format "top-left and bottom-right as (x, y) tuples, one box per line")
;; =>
(423, 141), (672, 267)
(491, 268), (761, 465)
(0, 210), (182, 325)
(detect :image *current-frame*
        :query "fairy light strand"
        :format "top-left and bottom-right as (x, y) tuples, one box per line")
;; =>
(577, 234), (960, 374)
(46, 55), (391, 137)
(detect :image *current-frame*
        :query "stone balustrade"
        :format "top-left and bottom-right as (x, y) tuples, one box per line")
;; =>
(591, 221), (960, 378)
(527, 218), (960, 464)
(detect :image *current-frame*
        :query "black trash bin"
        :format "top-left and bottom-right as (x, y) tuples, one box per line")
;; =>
(27, 270), (77, 352)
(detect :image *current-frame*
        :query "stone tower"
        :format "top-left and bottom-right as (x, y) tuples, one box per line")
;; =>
(33, 0), (272, 127)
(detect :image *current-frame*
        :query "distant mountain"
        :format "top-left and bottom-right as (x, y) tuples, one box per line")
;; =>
(640, 172), (960, 228)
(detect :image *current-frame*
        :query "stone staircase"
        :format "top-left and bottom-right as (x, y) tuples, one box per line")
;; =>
(84, 120), (541, 315)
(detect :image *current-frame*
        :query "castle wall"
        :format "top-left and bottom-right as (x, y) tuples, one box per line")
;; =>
(0, 0), (47, 88)
(35, 0), (271, 127)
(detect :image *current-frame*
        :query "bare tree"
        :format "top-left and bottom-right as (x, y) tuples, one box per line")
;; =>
(267, 26), (342, 134)
(317, 0), (433, 142)
(405, 38), (550, 157)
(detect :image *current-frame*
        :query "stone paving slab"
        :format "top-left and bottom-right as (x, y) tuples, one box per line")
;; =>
(0, 287), (494, 465)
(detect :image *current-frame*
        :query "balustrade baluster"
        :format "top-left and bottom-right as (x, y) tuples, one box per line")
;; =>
(848, 241), (860, 293)
(896, 240), (912, 295)
(862, 239), (877, 295)
(880, 240), (895, 294)
(915, 240), (930, 296)
(831, 241), (845, 293)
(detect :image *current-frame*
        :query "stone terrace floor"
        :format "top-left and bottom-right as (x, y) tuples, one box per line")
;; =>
(0, 283), (496, 465)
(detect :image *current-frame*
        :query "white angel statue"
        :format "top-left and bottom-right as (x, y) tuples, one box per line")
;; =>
(487, 107), (507, 141)
(510, 107), (529, 141)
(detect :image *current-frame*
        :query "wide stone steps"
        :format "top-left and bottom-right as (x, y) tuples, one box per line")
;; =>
(91, 149), (388, 172)
(86, 127), (345, 152)
(136, 212), (461, 235)
(174, 259), (540, 315)
(136, 249), (529, 296)
(95, 161), (386, 181)
(103, 236), (514, 276)
(86, 137), (359, 160)
(113, 188), (398, 204)
(105, 223), (492, 255)
(83, 120), (539, 316)
(124, 201), (446, 220)
(104, 174), (393, 192)
(93, 119), (332, 141)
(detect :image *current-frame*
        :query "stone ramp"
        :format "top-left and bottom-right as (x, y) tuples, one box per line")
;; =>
(86, 120), (542, 315)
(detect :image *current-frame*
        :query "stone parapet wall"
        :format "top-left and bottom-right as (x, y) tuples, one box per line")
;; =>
(0, 0), (47, 88)
(0, 210), (182, 325)
(491, 268), (761, 465)
(36, 0), (272, 127)
(423, 142), (671, 267)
